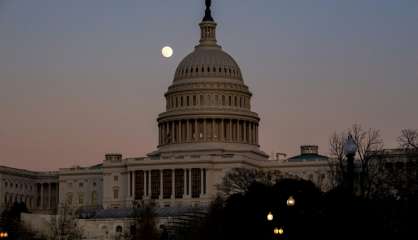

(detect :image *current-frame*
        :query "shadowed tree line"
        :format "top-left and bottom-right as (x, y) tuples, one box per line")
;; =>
(174, 126), (417, 240)
(0, 202), (45, 240)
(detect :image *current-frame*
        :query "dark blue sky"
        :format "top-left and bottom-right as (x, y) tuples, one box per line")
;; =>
(1, 0), (417, 170)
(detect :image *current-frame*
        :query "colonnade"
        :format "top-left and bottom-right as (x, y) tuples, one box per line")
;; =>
(128, 168), (207, 201)
(37, 182), (58, 210)
(158, 119), (258, 146)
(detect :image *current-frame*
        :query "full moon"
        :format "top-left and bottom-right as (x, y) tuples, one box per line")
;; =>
(161, 46), (173, 58)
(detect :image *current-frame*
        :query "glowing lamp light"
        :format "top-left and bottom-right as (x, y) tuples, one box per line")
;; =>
(0, 232), (8, 238)
(273, 227), (284, 235)
(267, 211), (273, 221)
(287, 196), (295, 207)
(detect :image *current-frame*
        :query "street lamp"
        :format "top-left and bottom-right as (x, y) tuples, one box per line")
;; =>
(344, 134), (357, 194)
(0, 231), (8, 238)
(286, 196), (295, 207)
(273, 227), (284, 235)
(267, 211), (274, 221)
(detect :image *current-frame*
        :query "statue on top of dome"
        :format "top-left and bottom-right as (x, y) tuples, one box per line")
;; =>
(203, 0), (214, 22)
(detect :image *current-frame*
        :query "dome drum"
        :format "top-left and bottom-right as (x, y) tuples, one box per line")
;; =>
(157, 118), (260, 148)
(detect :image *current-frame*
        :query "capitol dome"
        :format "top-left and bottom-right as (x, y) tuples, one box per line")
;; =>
(151, 0), (267, 160)
(174, 47), (243, 82)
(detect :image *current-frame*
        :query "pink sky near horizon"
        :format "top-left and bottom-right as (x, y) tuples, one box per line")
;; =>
(1, 0), (417, 171)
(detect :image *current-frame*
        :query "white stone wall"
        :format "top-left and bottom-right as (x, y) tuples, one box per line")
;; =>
(59, 167), (103, 208)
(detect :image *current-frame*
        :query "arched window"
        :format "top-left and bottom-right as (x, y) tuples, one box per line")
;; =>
(116, 225), (123, 233)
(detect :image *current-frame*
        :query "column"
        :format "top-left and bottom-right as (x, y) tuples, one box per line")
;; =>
(200, 169), (204, 198)
(171, 169), (175, 200)
(159, 170), (163, 200)
(48, 183), (51, 209)
(228, 119), (232, 142)
(237, 120), (240, 142)
(212, 119), (215, 140)
(203, 119), (207, 141)
(179, 121), (182, 143)
(133, 171), (136, 199)
(221, 119), (224, 141)
(194, 119), (198, 141)
(243, 121), (247, 143)
(40, 183), (43, 209)
(187, 120), (191, 142)
(165, 122), (168, 144)
(256, 124), (259, 145)
(183, 169), (187, 198)
(128, 171), (131, 198)
(188, 169), (192, 197)
(170, 121), (174, 143)
(147, 171), (151, 199)
(248, 123), (252, 144)
(253, 123), (256, 144)
(158, 125), (160, 145)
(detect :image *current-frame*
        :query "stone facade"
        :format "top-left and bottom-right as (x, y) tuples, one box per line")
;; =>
(0, 166), (58, 213)
(0, 1), (332, 216)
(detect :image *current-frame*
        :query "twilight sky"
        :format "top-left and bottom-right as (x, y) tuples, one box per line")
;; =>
(1, 0), (417, 171)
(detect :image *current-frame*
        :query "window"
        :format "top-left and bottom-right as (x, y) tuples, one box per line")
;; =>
(151, 170), (160, 199)
(163, 169), (172, 199)
(66, 192), (73, 205)
(114, 175), (118, 182)
(79, 182), (83, 188)
(78, 193), (84, 204)
(68, 182), (73, 188)
(93, 182), (97, 187)
(135, 170), (144, 200)
(200, 95), (204, 105)
(222, 95), (225, 105)
(113, 188), (119, 199)
(191, 168), (201, 198)
(193, 95), (196, 106)
(187, 96), (190, 106)
(116, 226), (123, 233)
(175, 169), (184, 199)
(91, 191), (97, 205)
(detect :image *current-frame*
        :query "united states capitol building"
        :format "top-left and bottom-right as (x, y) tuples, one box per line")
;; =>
(0, 2), (332, 238)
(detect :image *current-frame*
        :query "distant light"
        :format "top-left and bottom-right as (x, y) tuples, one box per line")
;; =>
(287, 196), (295, 207)
(0, 232), (8, 238)
(273, 227), (284, 235)
(267, 211), (273, 221)
(162, 46), (173, 58)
